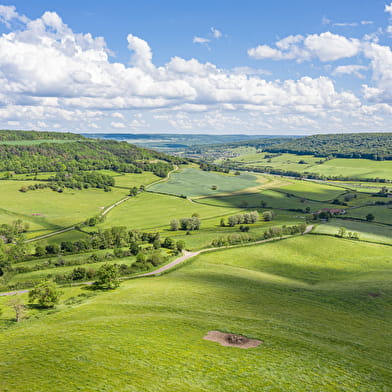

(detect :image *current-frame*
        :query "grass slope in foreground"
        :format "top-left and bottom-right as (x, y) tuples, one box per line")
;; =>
(0, 235), (391, 391)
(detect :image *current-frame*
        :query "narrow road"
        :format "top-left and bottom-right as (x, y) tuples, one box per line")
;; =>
(136, 224), (314, 278)
(146, 164), (179, 189)
(24, 226), (75, 243)
(1, 225), (314, 297)
(24, 195), (131, 243)
(101, 196), (130, 216)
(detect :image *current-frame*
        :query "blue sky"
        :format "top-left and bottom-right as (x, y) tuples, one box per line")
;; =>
(0, 1), (391, 134)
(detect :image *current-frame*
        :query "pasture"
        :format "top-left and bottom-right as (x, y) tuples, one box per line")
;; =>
(276, 180), (346, 201)
(345, 205), (392, 225)
(305, 158), (392, 181)
(313, 219), (392, 245)
(0, 235), (391, 391)
(228, 150), (392, 181)
(0, 180), (128, 237)
(96, 192), (241, 231)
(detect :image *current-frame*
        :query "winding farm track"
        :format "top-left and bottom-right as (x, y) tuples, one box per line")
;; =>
(0, 225), (314, 297)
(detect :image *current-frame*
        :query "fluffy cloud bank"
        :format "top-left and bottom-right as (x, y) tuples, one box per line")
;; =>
(0, 5), (390, 133)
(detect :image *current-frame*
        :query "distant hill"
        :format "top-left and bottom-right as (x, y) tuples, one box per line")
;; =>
(0, 130), (185, 176)
(0, 130), (83, 141)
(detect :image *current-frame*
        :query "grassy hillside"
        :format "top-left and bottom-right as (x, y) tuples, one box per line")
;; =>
(1, 235), (391, 391)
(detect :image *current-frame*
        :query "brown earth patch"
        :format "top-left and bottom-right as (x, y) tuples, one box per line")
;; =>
(203, 330), (262, 349)
(368, 293), (381, 298)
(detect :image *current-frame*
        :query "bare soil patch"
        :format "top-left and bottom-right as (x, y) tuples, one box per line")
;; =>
(368, 293), (381, 298)
(203, 330), (262, 349)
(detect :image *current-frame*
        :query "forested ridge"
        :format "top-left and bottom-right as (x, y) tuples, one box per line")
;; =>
(263, 133), (392, 160)
(0, 130), (83, 141)
(0, 132), (186, 176)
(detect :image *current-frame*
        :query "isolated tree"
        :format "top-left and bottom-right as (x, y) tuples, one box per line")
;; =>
(34, 245), (46, 257)
(136, 252), (146, 264)
(8, 296), (26, 322)
(220, 218), (226, 227)
(263, 211), (274, 222)
(129, 186), (138, 196)
(70, 267), (87, 281)
(94, 264), (120, 290)
(129, 242), (140, 256)
(366, 213), (375, 222)
(170, 219), (179, 231)
(163, 237), (175, 249)
(176, 240), (186, 251)
(260, 200), (267, 208)
(29, 280), (62, 308)
(337, 227), (347, 238)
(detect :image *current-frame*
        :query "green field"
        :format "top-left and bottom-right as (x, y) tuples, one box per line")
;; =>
(345, 205), (392, 225)
(306, 158), (392, 181)
(149, 168), (261, 197)
(198, 190), (334, 212)
(276, 180), (346, 201)
(0, 180), (128, 237)
(228, 150), (392, 181)
(313, 219), (392, 245)
(96, 192), (241, 232)
(1, 235), (391, 391)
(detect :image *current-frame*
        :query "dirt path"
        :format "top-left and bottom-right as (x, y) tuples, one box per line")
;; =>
(0, 225), (314, 297)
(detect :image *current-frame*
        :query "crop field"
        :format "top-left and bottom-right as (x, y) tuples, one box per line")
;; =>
(198, 190), (334, 212)
(0, 180), (128, 237)
(149, 168), (262, 197)
(313, 219), (392, 245)
(1, 235), (391, 391)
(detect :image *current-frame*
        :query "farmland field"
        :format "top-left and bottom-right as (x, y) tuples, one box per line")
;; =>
(313, 219), (392, 245)
(1, 235), (391, 391)
(345, 205), (392, 225)
(93, 191), (242, 231)
(149, 168), (262, 197)
(1, 130), (392, 392)
(0, 180), (128, 237)
(228, 150), (392, 181)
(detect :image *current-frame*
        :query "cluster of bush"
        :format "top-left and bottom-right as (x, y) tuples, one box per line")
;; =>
(336, 227), (359, 240)
(170, 216), (201, 231)
(220, 211), (262, 228)
(0, 220), (29, 243)
(211, 224), (307, 247)
(19, 171), (115, 193)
